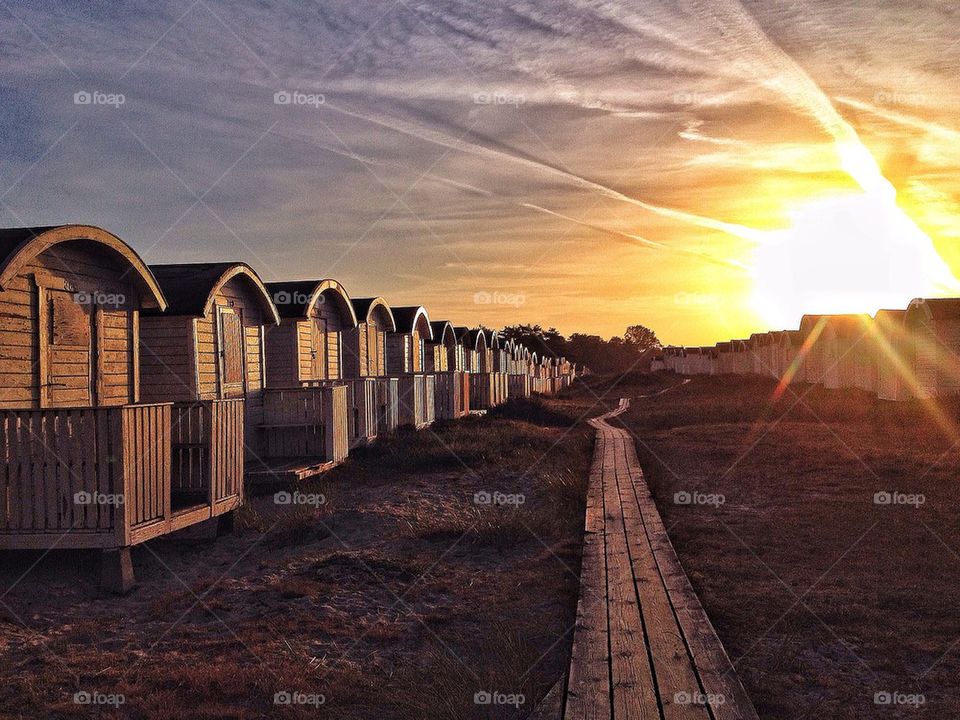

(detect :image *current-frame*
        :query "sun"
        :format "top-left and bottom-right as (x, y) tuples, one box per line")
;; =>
(749, 191), (959, 329)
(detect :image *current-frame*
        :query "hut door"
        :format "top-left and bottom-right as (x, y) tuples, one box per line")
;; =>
(42, 288), (94, 407)
(311, 318), (327, 380)
(217, 307), (246, 398)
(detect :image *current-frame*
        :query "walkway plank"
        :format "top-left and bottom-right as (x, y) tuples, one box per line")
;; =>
(557, 399), (758, 720)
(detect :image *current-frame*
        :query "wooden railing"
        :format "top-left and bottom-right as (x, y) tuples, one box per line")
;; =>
(434, 371), (471, 420)
(0, 404), (171, 549)
(170, 400), (244, 512)
(396, 374), (436, 428)
(261, 385), (348, 463)
(508, 374), (530, 399)
(469, 372), (494, 411)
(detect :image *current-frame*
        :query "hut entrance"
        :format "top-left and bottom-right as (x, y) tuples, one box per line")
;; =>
(312, 317), (329, 380)
(217, 306), (246, 398)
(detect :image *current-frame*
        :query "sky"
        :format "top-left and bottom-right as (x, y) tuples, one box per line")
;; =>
(1, 0), (959, 345)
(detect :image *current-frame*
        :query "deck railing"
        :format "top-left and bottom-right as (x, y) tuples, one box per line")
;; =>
(396, 374), (436, 428)
(261, 385), (348, 463)
(434, 371), (471, 420)
(170, 400), (244, 513)
(0, 403), (171, 549)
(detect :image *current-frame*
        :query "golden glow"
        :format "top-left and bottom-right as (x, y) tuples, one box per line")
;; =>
(749, 190), (959, 330)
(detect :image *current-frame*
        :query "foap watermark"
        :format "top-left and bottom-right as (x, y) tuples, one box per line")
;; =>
(474, 490), (525, 507)
(473, 290), (525, 308)
(674, 690), (725, 707)
(873, 90), (927, 107)
(673, 91), (719, 107)
(74, 490), (125, 507)
(73, 691), (125, 707)
(273, 90), (325, 108)
(674, 490), (725, 507)
(274, 491), (326, 508)
(474, 690), (525, 708)
(274, 691), (326, 707)
(873, 491), (925, 508)
(472, 90), (525, 107)
(74, 290), (126, 308)
(874, 690), (925, 707)
(73, 90), (125, 108)
(272, 289), (324, 307)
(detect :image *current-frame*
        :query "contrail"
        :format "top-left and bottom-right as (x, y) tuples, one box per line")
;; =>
(520, 202), (751, 272)
(834, 96), (960, 142)
(319, 100), (765, 242)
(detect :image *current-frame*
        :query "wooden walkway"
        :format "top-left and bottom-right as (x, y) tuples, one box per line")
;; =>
(560, 398), (758, 720)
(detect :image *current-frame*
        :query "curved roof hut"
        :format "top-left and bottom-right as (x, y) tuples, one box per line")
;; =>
(262, 278), (357, 386)
(0, 226), (235, 590)
(464, 328), (488, 373)
(140, 263), (280, 475)
(344, 297), (396, 378)
(716, 342), (735, 375)
(386, 305), (432, 375)
(819, 315), (872, 390)
(905, 298), (960, 398)
(426, 320), (457, 373)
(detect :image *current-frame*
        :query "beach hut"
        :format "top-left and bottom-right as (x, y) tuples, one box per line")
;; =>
(254, 278), (355, 476)
(140, 263), (312, 484)
(508, 342), (531, 398)
(873, 309), (912, 401)
(462, 328), (493, 409)
(428, 320), (470, 419)
(773, 330), (802, 383)
(386, 305), (436, 429)
(748, 333), (771, 376)
(488, 331), (509, 405)
(904, 298), (960, 398)
(342, 297), (399, 444)
(0, 225), (232, 591)
(798, 315), (871, 389)
(715, 342), (735, 374)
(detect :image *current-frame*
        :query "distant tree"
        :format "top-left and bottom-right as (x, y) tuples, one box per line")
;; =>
(624, 324), (660, 351)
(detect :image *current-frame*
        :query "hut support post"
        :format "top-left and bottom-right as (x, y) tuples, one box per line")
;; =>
(101, 547), (135, 595)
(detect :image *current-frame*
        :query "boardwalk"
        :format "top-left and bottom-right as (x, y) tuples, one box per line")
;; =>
(562, 398), (758, 720)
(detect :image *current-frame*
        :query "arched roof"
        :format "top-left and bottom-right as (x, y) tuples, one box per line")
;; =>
(488, 330), (500, 349)
(0, 224), (166, 310)
(466, 328), (487, 352)
(146, 263), (280, 324)
(391, 305), (433, 340)
(264, 278), (358, 326)
(906, 298), (960, 324)
(352, 297), (397, 332)
(429, 320), (456, 347)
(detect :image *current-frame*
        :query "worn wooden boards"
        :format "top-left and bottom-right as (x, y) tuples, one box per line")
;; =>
(562, 399), (758, 720)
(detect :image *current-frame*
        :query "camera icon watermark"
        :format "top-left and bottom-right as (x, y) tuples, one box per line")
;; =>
(473, 490), (525, 507)
(473, 690), (525, 708)
(73, 691), (125, 707)
(673, 690), (725, 706)
(874, 690), (924, 706)
(74, 490), (125, 507)
(73, 290), (126, 308)
(673, 491), (725, 507)
(472, 90), (525, 107)
(274, 491), (326, 508)
(73, 90), (125, 108)
(274, 690), (325, 706)
(873, 491), (925, 507)
(473, 290), (525, 308)
(273, 90), (325, 108)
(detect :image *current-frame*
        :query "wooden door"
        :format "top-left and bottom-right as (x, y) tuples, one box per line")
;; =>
(312, 317), (328, 380)
(217, 307), (246, 398)
(326, 328), (339, 380)
(42, 288), (94, 407)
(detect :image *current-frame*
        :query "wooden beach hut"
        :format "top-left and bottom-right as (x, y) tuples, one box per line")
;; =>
(139, 263), (295, 485)
(428, 320), (470, 419)
(461, 328), (493, 409)
(716, 342), (735, 374)
(873, 309), (912, 401)
(904, 298), (960, 398)
(254, 279), (356, 478)
(340, 297), (399, 444)
(0, 225), (233, 591)
(387, 305), (436, 429)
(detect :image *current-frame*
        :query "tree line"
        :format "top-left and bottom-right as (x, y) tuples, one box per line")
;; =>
(496, 324), (661, 375)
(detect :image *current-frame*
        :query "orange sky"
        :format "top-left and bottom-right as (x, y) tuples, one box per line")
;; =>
(2, 1), (959, 345)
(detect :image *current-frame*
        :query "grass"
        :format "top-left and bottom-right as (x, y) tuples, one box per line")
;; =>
(0, 396), (592, 720)
(557, 371), (960, 719)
